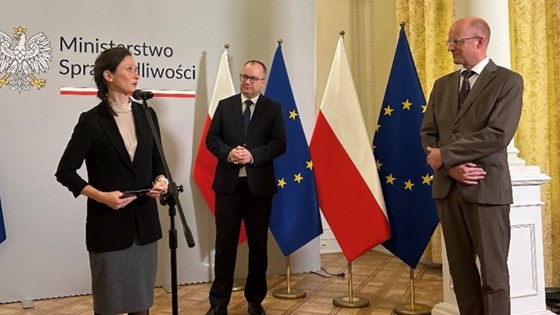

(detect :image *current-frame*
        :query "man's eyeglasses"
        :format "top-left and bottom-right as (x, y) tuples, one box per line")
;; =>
(445, 36), (480, 46)
(239, 74), (263, 83)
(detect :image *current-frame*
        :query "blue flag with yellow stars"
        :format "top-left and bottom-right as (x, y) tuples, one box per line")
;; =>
(0, 196), (6, 244)
(373, 26), (439, 268)
(266, 43), (322, 256)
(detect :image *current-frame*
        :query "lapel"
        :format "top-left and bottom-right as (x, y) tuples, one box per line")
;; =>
(131, 101), (150, 166)
(245, 94), (265, 137)
(455, 60), (498, 123)
(97, 102), (134, 170)
(231, 94), (245, 138)
(448, 72), (461, 122)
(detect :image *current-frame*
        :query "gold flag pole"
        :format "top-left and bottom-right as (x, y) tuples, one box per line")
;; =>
(393, 267), (431, 314)
(333, 262), (369, 308)
(331, 30), (367, 309)
(273, 256), (306, 299)
(223, 42), (244, 292)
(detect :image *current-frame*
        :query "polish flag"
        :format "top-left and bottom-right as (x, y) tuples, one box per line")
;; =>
(193, 48), (246, 243)
(309, 36), (390, 262)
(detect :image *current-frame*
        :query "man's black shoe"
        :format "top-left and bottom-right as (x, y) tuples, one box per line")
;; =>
(248, 302), (266, 315)
(205, 305), (228, 315)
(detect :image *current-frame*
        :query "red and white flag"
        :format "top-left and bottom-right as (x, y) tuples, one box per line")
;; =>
(193, 48), (247, 242)
(310, 37), (390, 262)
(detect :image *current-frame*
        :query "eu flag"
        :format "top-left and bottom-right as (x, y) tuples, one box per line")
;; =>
(266, 43), (322, 256)
(0, 196), (6, 244)
(373, 26), (439, 268)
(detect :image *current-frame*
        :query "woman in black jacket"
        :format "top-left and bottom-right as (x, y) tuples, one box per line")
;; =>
(56, 47), (168, 315)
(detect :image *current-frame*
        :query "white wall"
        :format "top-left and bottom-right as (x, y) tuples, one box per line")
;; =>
(0, 0), (318, 303)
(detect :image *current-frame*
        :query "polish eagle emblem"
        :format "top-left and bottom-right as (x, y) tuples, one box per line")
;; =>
(0, 26), (52, 93)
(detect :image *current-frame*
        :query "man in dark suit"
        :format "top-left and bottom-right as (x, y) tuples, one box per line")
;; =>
(205, 60), (286, 315)
(420, 17), (523, 315)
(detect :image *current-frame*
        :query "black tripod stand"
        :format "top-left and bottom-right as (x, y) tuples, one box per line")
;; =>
(135, 90), (195, 315)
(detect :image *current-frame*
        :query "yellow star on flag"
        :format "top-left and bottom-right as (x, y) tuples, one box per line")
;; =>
(386, 174), (396, 185)
(402, 99), (412, 110)
(277, 178), (287, 188)
(383, 105), (394, 116)
(294, 173), (303, 183)
(422, 173), (432, 185)
(376, 160), (382, 170)
(421, 104), (428, 113)
(306, 160), (313, 170)
(404, 179), (415, 191)
(289, 109), (298, 120)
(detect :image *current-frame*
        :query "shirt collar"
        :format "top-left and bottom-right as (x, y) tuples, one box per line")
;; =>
(241, 95), (259, 105)
(462, 57), (489, 75)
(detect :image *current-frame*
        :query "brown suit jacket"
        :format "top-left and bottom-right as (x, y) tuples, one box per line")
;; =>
(420, 60), (523, 205)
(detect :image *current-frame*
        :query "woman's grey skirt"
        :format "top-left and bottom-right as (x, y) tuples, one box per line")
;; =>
(89, 241), (157, 314)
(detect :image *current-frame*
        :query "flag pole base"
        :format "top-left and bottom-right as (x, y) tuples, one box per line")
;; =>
(232, 279), (245, 292)
(333, 296), (370, 308)
(393, 267), (431, 314)
(272, 256), (306, 299)
(332, 262), (369, 308)
(273, 288), (306, 299)
(393, 303), (432, 314)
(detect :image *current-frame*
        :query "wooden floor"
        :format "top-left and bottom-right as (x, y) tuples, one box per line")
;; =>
(0, 251), (443, 315)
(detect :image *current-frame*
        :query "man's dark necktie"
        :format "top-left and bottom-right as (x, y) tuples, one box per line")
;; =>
(243, 99), (253, 134)
(459, 70), (475, 106)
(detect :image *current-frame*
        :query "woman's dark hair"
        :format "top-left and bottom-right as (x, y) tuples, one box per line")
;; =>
(93, 47), (132, 101)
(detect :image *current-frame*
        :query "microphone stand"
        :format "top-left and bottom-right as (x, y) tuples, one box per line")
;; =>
(138, 96), (195, 315)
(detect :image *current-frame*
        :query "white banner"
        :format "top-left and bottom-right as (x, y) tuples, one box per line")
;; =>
(0, 0), (317, 303)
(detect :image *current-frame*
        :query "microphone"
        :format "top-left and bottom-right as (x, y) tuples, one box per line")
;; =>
(133, 89), (154, 100)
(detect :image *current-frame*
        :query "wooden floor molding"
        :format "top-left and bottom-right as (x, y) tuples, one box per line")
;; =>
(0, 251), (443, 315)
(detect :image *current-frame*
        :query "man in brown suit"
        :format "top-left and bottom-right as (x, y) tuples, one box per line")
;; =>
(420, 17), (523, 315)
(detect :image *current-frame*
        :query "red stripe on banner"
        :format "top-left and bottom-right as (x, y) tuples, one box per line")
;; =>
(310, 112), (390, 262)
(153, 92), (195, 99)
(59, 90), (96, 96)
(59, 88), (196, 99)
